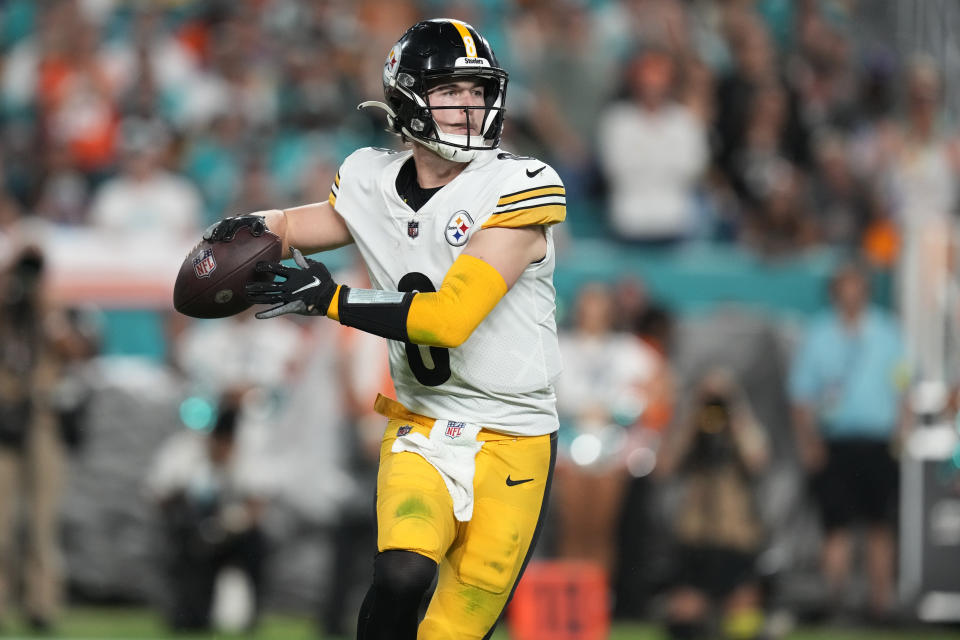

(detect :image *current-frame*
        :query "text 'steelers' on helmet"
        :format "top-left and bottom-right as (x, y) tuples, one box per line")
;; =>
(360, 18), (508, 163)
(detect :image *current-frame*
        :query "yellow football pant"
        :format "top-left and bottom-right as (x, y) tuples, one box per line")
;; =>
(374, 396), (556, 639)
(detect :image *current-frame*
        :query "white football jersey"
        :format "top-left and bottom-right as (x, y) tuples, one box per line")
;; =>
(328, 147), (565, 436)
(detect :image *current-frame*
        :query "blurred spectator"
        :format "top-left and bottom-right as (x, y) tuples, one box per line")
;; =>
(635, 305), (678, 364)
(40, 18), (119, 179)
(46, 306), (100, 452)
(0, 196), (23, 259)
(598, 47), (708, 245)
(294, 153), (340, 206)
(680, 56), (716, 127)
(884, 55), (958, 240)
(847, 47), (899, 180)
(172, 307), (303, 399)
(2, 3), (120, 181)
(657, 368), (770, 640)
(741, 164), (819, 257)
(88, 117), (202, 237)
(180, 111), (247, 225)
(32, 143), (91, 226)
(612, 277), (678, 617)
(788, 260), (906, 621)
(715, 14), (811, 204)
(522, 4), (614, 206)
(0, 247), (71, 632)
(165, 5), (278, 132)
(555, 284), (671, 577)
(228, 161), (280, 217)
(882, 56), (959, 384)
(791, 2), (859, 133)
(612, 275), (653, 334)
(145, 396), (267, 632)
(277, 43), (353, 131)
(808, 133), (872, 248)
(596, 0), (693, 61)
(105, 5), (199, 122)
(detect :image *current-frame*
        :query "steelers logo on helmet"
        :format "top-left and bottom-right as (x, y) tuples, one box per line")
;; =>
(383, 47), (400, 86)
(357, 19), (509, 163)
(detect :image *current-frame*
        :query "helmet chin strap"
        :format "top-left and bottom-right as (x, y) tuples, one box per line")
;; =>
(357, 101), (490, 163)
(417, 130), (490, 162)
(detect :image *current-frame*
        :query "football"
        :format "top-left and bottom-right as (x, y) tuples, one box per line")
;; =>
(173, 227), (282, 319)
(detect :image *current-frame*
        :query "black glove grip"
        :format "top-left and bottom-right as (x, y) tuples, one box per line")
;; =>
(203, 215), (267, 242)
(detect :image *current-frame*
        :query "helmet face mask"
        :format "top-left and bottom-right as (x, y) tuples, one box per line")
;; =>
(375, 19), (508, 162)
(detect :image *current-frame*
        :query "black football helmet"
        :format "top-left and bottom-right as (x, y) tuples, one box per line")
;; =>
(359, 19), (508, 162)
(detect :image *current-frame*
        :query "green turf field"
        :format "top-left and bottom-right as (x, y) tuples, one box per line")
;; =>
(1, 608), (958, 639)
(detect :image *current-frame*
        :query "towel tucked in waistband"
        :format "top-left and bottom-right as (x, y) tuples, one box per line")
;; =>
(391, 419), (484, 521)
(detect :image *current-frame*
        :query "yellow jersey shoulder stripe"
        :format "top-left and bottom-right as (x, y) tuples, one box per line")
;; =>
(497, 183), (564, 202)
(482, 203), (566, 229)
(329, 170), (341, 206)
(497, 186), (566, 207)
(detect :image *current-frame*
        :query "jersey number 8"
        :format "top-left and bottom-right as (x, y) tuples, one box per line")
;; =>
(399, 272), (452, 386)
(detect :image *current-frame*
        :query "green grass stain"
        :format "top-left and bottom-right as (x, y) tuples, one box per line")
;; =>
(459, 586), (486, 614)
(396, 496), (431, 518)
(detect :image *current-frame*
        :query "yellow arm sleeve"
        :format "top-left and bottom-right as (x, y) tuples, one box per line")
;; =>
(406, 254), (508, 348)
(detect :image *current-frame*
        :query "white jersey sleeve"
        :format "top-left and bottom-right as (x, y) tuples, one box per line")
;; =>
(329, 148), (565, 436)
(481, 159), (566, 230)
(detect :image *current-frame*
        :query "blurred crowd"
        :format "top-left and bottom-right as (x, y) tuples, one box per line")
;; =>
(0, 0), (957, 638)
(0, 0), (955, 258)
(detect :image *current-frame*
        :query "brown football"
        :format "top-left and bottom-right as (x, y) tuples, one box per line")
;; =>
(173, 227), (282, 318)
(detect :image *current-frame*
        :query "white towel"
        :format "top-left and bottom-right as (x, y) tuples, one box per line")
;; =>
(391, 419), (484, 521)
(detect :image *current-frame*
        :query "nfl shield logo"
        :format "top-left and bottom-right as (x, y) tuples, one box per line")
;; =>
(397, 425), (412, 437)
(193, 248), (217, 278)
(408, 220), (419, 238)
(445, 421), (465, 439)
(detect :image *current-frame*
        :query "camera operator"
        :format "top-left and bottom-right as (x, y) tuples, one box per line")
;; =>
(146, 395), (267, 632)
(657, 368), (771, 640)
(0, 247), (72, 632)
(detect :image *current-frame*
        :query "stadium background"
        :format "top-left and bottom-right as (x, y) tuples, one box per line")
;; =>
(1, 0), (960, 638)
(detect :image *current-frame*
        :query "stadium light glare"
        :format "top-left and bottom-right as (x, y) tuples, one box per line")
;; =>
(179, 396), (216, 431)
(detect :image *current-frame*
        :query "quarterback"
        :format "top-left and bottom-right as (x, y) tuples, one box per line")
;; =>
(205, 19), (564, 639)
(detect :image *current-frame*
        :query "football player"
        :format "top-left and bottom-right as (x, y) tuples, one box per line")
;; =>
(204, 19), (565, 639)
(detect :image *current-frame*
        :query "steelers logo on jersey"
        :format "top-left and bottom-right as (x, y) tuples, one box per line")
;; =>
(445, 210), (474, 246)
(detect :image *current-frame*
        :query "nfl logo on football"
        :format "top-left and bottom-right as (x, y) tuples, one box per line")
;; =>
(445, 421), (465, 439)
(193, 248), (217, 278)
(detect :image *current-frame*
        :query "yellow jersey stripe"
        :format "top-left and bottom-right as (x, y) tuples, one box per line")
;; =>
(482, 203), (566, 228)
(334, 172), (340, 187)
(500, 183), (564, 199)
(328, 191), (337, 206)
(497, 187), (566, 206)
